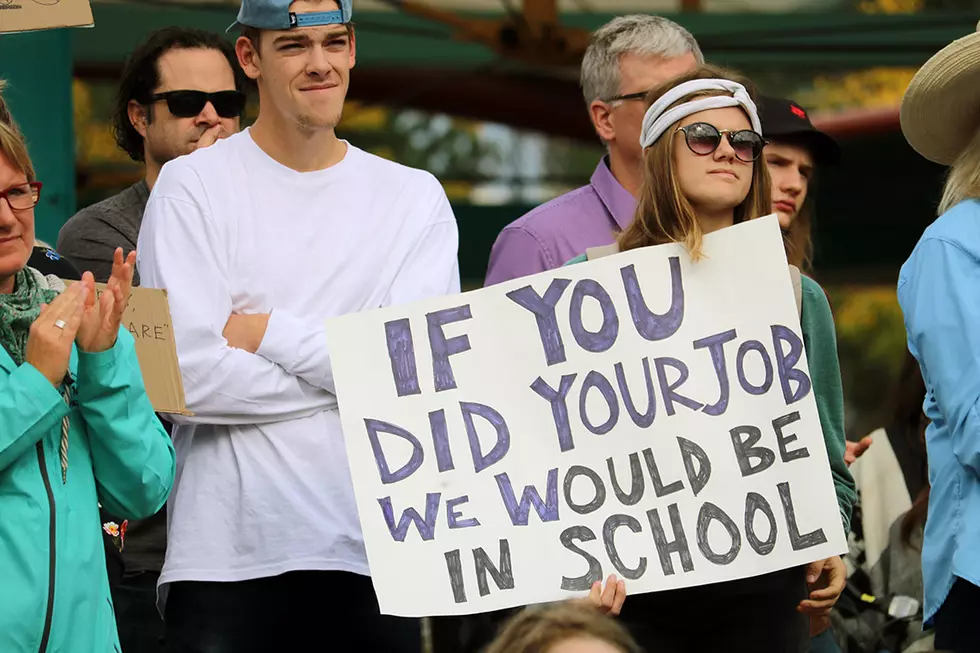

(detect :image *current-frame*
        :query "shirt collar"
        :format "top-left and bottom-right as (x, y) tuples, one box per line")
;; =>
(0, 343), (14, 374)
(590, 156), (636, 231)
(135, 178), (150, 204)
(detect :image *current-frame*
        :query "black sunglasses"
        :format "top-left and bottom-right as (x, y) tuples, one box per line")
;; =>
(146, 90), (246, 119)
(675, 122), (767, 163)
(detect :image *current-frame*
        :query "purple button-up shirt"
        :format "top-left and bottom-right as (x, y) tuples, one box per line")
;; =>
(484, 157), (636, 286)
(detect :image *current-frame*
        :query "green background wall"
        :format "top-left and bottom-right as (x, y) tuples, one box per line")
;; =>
(0, 29), (76, 246)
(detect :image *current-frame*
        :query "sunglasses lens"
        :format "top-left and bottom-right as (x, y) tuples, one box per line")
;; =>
(211, 91), (246, 119)
(166, 91), (208, 118)
(730, 131), (764, 161)
(684, 123), (722, 155)
(163, 91), (245, 118)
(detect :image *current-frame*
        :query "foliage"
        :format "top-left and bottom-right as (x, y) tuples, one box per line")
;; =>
(856, 0), (979, 10)
(337, 103), (502, 201)
(540, 136), (604, 181)
(794, 67), (917, 112)
(73, 79), (134, 167)
(855, 0), (922, 13)
(826, 285), (909, 437)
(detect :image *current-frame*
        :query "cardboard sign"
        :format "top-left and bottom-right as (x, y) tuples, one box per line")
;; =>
(67, 282), (189, 415)
(0, 0), (93, 35)
(325, 216), (847, 617)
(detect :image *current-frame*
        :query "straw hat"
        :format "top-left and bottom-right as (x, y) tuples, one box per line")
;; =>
(901, 19), (980, 165)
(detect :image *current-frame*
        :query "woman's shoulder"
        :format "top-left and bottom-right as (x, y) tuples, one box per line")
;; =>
(800, 273), (834, 316)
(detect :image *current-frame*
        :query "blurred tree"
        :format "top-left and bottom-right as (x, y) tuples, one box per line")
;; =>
(337, 103), (503, 201)
(856, 0), (978, 10)
(541, 136), (604, 182)
(74, 78), (135, 168)
(827, 286), (910, 438)
(794, 67), (916, 112)
(855, 0), (921, 12)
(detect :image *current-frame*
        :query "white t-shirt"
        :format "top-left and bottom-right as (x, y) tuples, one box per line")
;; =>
(137, 129), (460, 602)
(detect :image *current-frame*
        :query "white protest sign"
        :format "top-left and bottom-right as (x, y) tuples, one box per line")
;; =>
(325, 215), (847, 617)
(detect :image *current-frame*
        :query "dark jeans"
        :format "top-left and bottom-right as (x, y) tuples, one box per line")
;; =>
(165, 570), (421, 653)
(430, 608), (519, 653)
(617, 566), (810, 653)
(432, 567), (810, 653)
(933, 576), (980, 653)
(109, 570), (167, 653)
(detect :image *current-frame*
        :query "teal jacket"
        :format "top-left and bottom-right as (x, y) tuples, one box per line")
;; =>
(0, 327), (175, 653)
(564, 254), (856, 531)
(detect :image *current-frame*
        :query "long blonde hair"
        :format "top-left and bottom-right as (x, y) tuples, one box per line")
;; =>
(938, 125), (980, 215)
(618, 64), (772, 260)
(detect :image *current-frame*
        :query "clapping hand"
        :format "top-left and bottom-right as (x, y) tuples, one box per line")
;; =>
(76, 248), (136, 353)
(25, 283), (87, 387)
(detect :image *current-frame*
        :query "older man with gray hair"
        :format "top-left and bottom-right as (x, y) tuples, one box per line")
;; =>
(484, 15), (701, 285)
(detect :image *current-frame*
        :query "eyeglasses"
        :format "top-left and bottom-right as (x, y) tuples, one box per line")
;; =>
(607, 90), (650, 103)
(675, 122), (766, 163)
(146, 90), (246, 119)
(0, 182), (42, 211)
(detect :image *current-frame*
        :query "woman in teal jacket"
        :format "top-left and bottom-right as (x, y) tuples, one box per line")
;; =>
(0, 112), (175, 651)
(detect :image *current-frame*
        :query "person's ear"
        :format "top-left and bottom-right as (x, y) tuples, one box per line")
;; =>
(348, 26), (357, 69)
(590, 100), (616, 143)
(237, 35), (261, 81)
(128, 100), (149, 138)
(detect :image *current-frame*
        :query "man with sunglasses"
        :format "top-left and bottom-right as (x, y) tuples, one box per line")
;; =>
(57, 27), (247, 285)
(484, 15), (701, 286)
(55, 26), (246, 653)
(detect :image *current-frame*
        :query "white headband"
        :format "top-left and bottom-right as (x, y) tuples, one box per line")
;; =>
(639, 79), (762, 149)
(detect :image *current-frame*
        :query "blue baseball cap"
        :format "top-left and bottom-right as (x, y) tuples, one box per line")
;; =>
(229, 0), (353, 32)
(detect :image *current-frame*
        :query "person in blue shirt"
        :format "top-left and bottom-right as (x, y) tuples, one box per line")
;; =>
(897, 21), (980, 653)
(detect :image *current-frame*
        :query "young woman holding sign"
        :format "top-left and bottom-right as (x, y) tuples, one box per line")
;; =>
(564, 64), (856, 653)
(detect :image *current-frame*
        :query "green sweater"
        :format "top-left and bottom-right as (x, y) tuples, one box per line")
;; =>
(563, 254), (856, 532)
(799, 273), (856, 532)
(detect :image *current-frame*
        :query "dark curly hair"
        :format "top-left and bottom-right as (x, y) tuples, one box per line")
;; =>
(112, 27), (247, 162)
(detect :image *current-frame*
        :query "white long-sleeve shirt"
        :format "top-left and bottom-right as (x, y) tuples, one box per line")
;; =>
(137, 130), (460, 599)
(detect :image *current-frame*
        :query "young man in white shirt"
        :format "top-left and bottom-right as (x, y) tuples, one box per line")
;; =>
(136, 1), (459, 650)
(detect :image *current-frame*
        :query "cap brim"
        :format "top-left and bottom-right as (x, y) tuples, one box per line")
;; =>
(798, 131), (841, 166)
(766, 129), (842, 166)
(901, 30), (980, 166)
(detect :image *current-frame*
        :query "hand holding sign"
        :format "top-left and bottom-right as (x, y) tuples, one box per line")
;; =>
(798, 555), (846, 615)
(584, 574), (626, 616)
